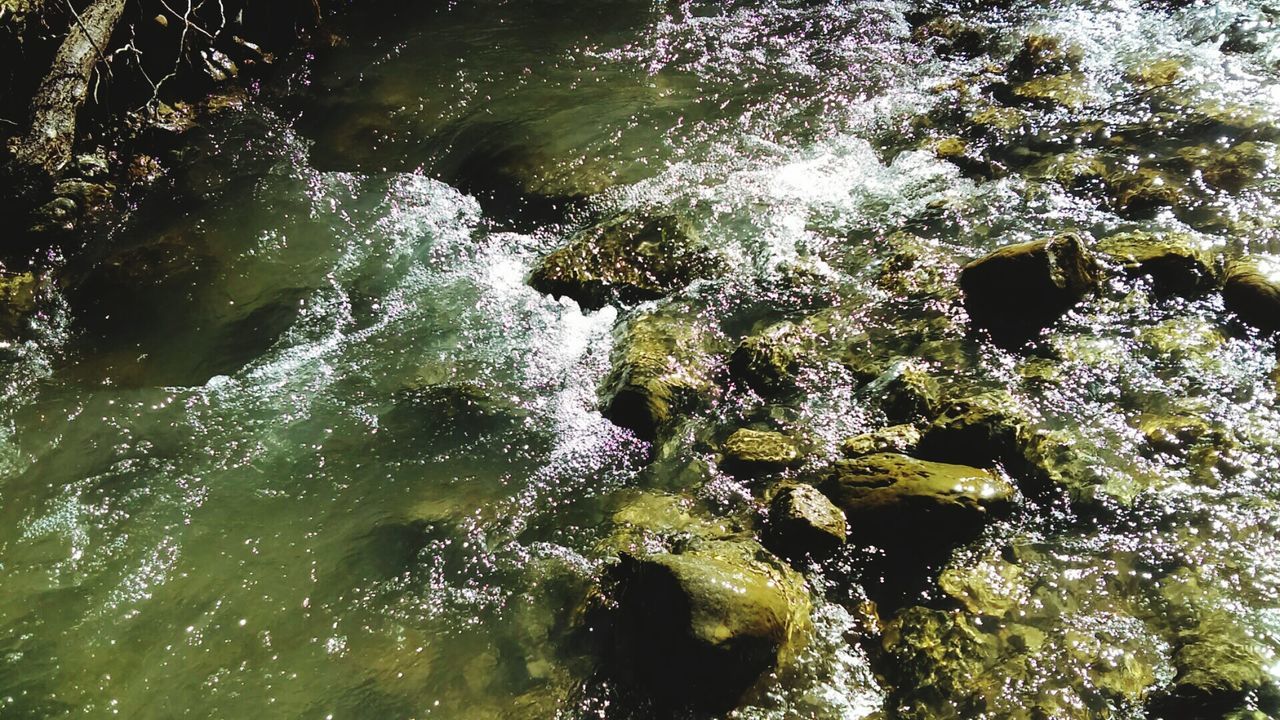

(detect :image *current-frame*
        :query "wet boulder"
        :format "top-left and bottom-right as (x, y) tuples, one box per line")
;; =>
(764, 483), (847, 562)
(820, 453), (1014, 549)
(529, 213), (720, 311)
(608, 540), (811, 711)
(601, 311), (719, 440)
(1222, 259), (1280, 334)
(1096, 231), (1217, 296)
(841, 424), (922, 458)
(720, 428), (801, 476)
(959, 233), (1100, 343)
(915, 392), (1027, 468)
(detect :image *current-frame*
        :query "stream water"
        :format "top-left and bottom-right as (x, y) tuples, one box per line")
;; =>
(5, 0), (1280, 718)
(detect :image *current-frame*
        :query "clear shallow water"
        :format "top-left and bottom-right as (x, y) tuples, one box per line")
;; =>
(5, 0), (1280, 717)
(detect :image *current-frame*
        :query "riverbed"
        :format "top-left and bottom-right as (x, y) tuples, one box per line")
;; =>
(3, 1), (1280, 718)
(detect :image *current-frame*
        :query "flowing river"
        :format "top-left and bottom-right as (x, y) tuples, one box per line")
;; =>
(4, 0), (1280, 718)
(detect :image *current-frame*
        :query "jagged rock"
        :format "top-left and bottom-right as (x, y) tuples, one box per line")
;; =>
(960, 233), (1099, 343)
(764, 484), (847, 561)
(721, 428), (800, 475)
(1096, 231), (1217, 296)
(608, 540), (811, 711)
(529, 213), (719, 310)
(820, 453), (1014, 548)
(1222, 259), (1280, 334)
(601, 311), (717, 440)
(841, 424), (922, 458)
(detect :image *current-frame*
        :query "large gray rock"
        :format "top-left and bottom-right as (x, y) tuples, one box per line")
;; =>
(608, 540), (811, 711)
(960, 233), (1100, 344)
(529, 213), (720, 310)
(820, 453), (1015, 548)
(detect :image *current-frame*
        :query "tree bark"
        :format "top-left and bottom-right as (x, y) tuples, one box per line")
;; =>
(8, 0), (126, 183)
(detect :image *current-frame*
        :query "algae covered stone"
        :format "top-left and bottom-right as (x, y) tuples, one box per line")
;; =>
(1222, 258), (1280, 334)
(608, 540), (811, 711)
(960, 233), (1099, 343)
(601, 311), (717, 440)
(529, 212), (720, 310)
(721, 428), (800, 475)
(841, 424), (922, 458)
(820, 453), (1014, 548)
(764, 483), (847, 561)
(0, 272), (39, 338)
(1097, 231), (1216, 296)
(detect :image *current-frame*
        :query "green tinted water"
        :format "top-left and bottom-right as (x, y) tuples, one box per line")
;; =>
(4, 1), (1280, 718)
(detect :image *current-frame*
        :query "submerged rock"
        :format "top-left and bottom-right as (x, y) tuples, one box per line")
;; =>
(1222, 259), (1280, 334)
(869, 359), (942, 423)
(960, 233), (1100, 343)
(730, 319), (824, 393)
(608, 540), (811, 711)
(720, 428), (801, 475)
(529, 213), (719, 310)
(601, 311), (718, 440)
(764, 483), (847, 562)
(820, 453), (1014, 548)
(1008, 34), (1083, 80)
(1177, 141), (1278, 193)
(1096, 231), (1217, 296)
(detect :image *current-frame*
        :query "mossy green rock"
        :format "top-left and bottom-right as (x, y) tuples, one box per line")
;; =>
(765, 483), (847, 561)
(1222, 259), (1280, 334)
(529, 213), (719, 310)
(1097, 231), (1216, 296)
(609, 540), (811, 711)
(960, 233), (1099, 344)
(721, 428), (800, 475)
(601, 312), (716, 440)
(841, 424), (922, 457)
(0, 272), (39, 338)
(821, 453), (1014, 548)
